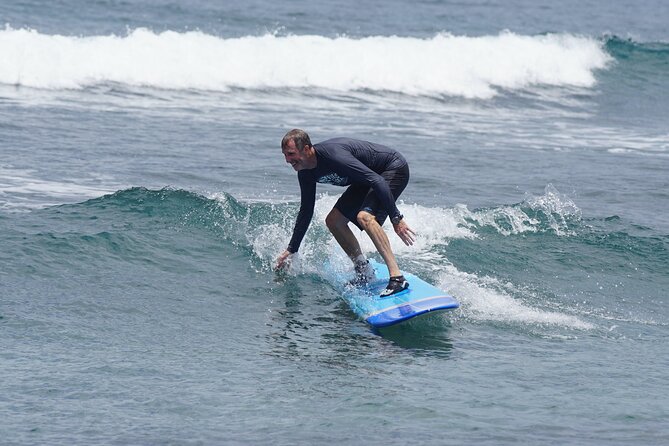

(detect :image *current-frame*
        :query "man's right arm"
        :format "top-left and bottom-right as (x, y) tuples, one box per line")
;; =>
(276, 171), (316, 270)
(277, 172), (316, 270)
(286, 171), (316, 254)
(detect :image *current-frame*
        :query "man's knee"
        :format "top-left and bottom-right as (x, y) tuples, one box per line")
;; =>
(326, 209), (347, 232)
(356, 210), (377, 230)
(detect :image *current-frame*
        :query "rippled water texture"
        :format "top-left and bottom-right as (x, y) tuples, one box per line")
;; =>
(1, 0), (668, 444)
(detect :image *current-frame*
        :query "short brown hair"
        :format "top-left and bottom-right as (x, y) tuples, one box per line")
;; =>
(281, 129), (312, 151)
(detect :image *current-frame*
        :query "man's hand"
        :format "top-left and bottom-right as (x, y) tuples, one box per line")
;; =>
(393, 220), (416, 246)
(275, 250), (293, 270)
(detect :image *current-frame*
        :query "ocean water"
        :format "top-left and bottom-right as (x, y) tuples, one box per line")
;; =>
(1, 0), (668, 444)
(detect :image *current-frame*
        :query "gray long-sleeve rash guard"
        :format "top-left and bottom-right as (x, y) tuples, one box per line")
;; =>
(287, 137), (407, 253)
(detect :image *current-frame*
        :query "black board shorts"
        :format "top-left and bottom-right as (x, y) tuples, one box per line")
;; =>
(334, 163), (410, 230)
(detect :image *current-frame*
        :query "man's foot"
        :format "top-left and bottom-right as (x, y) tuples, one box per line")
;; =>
(380, 275), (409, 297)
(349, 259), (376, 286)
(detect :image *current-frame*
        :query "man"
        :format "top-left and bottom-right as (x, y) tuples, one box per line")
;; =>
(275, 129), (416, 297)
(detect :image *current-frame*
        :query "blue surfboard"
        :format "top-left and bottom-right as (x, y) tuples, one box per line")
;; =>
(341, 259), (459, 328)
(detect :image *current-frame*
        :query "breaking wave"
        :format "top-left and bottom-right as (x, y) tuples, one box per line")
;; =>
(0, 27), (611, 98)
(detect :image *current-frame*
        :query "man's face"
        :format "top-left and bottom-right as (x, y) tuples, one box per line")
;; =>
(282, 140), (312, 171)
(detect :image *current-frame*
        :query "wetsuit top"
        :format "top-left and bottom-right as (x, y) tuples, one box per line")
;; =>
(287, 137), (407, 253)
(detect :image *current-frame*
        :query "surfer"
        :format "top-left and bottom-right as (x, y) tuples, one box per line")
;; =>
(275, 129), (416, 297)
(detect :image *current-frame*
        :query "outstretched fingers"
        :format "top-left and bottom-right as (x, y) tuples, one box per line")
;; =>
(395, 221), (416, 246)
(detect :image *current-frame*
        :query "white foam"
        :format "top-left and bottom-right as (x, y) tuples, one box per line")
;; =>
(0, 166), (117, 210)
(311, 194), (476, 255)
(247, 193), (476, 275)
(454, 203), (541, 236)
(248, 184), (584, 272)
(250, 186), (581, 268)
(605, 134), (669, 156)
(437, 264), (594, 330)
(247, 192), (594, 330)
(0, 27), (611, 98)
(454, 184), (581, 236)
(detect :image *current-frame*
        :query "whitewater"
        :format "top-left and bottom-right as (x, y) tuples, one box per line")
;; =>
(1, 27), (611, 98)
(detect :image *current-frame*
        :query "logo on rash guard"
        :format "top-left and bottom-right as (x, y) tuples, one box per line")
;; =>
(317, 173), (349, 186)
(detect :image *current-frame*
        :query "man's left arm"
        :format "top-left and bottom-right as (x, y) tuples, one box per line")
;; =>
(335, 152), (401, 220)
(335, 153), (416, 245)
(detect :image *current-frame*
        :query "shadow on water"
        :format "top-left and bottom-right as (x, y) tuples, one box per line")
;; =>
(375, 312), (456, 358)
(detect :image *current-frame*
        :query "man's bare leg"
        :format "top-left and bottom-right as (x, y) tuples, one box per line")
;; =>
(356, 211), (401, 277)
(325, 208), (364, 262)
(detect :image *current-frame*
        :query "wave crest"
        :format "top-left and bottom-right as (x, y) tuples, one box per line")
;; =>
(456, 184), (581, 236)
(0, 27), (611, 98)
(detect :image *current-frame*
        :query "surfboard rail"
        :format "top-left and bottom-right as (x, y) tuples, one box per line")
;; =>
(365, 295), (460, 327)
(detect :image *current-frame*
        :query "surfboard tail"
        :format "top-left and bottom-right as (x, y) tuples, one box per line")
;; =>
(365, 295), (460, 328)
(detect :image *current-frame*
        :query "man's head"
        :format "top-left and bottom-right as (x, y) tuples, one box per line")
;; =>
(281, 129), (312, 152)
(281, 129), (316, 171)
